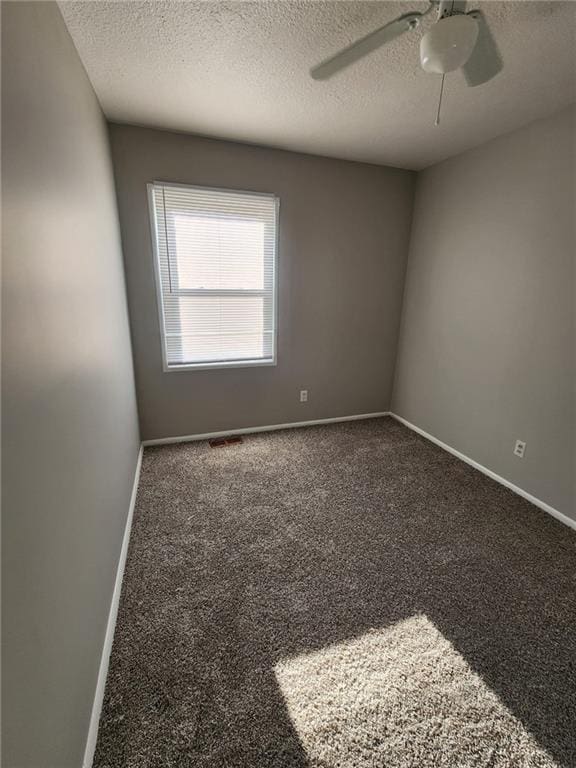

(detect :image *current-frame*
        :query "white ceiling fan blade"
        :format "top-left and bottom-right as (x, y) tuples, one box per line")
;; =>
(310, 12), (421, 81)
(462, 11), (503, 86)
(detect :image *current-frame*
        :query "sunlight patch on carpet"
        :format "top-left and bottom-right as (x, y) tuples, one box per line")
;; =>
(274, 614), (558, 767)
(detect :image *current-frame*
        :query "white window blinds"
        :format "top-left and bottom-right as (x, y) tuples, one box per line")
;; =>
(149, 182), (278, 370)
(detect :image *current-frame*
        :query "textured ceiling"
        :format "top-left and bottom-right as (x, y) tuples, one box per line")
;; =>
(60, 1), (576, 169)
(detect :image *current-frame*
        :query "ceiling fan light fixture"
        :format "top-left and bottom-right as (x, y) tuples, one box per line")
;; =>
(420, 14), (479, 74)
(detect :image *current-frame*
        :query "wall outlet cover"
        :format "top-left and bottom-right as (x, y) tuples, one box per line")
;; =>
(513, 440), (526, 458)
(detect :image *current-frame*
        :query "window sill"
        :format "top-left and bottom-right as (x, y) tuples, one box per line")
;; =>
(163, 358), (276, 373)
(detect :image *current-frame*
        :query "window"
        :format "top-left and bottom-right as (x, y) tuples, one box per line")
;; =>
(149, 182), (278, 371)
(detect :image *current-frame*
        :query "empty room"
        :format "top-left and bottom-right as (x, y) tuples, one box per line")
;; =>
(2, 1), (575, 766)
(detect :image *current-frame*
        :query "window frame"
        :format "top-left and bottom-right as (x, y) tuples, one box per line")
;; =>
(147, 181), (279, 373)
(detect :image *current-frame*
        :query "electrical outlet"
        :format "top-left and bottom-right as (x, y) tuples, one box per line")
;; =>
(513, 440), (526, 459)
(300, 389), (308, 403)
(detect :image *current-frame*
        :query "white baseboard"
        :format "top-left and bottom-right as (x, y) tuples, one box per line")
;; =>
(83, 445), (144, 768)
(142, 411), (391, 446)
(390, 413), (576, 532)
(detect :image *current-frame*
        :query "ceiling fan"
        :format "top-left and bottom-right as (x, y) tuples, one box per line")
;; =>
(310, 1), (502, 124)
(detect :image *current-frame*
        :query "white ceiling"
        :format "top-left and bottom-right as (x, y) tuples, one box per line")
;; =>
(60, 1), (576, 170)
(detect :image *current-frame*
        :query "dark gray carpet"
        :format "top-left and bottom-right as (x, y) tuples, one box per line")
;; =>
(94, 417), (576, 767)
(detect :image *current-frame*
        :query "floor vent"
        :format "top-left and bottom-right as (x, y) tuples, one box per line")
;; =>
(209, 435), (244, 448)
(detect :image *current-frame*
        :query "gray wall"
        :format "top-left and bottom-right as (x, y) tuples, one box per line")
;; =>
(2, 3), (140, 766)
(109, 124), (415, 441)
(393, 106), (575, 519)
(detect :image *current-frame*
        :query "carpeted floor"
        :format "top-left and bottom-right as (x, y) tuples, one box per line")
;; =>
(94, 417), (576, 768)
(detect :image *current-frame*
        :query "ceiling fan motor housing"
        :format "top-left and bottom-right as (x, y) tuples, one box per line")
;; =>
(420, 14), (479, 74)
